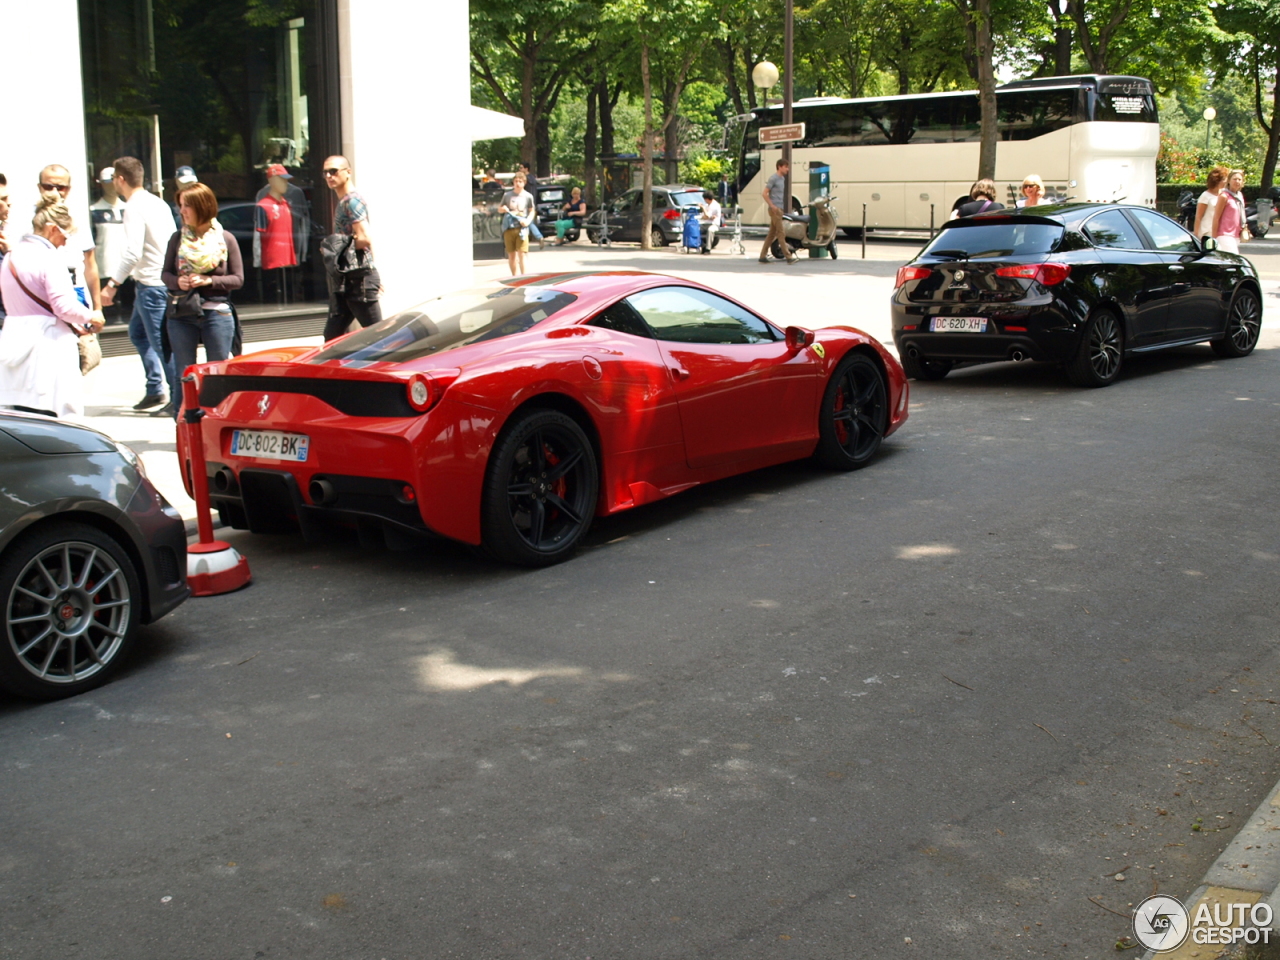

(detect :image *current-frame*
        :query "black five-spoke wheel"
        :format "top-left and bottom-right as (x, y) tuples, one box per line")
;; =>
(0, 522), (139, 700)
(1212, 288), (1262, 358)
(814, 353), (889, 470)
(482, 409), (599, 566)
(1067, 310), (1123, 387)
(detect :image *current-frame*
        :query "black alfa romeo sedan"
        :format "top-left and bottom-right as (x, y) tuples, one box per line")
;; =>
(0, 413), (189, 700)
(891, 204), (1262, 387)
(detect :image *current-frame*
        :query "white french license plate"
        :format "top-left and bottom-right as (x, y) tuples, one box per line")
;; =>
(930, 317), (988, 333)
(230, 429), (310, 462)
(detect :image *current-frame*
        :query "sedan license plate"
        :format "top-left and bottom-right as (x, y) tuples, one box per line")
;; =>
(930, 317), (987, 333)
(230, 429), (309, 462)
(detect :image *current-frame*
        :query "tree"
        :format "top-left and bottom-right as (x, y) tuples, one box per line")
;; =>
(1215, 0), (1280, 188)
(951, 0), (999, 178)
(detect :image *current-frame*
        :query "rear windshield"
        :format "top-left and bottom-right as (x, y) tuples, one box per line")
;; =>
(310, 284), (577, 365)
(670, 190), (705, 208)
(921, 221), (1064, 260)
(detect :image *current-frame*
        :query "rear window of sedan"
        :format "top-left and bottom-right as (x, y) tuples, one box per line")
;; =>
(311, 285), (577, 365)
(921, 221), (1064, 259)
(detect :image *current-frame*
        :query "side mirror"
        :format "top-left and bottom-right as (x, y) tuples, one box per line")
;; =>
(785, 326), (815, 350)
(1201, 236), (1217, 253)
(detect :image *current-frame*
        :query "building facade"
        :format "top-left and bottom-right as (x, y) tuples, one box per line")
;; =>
(9, 0), (469, 319)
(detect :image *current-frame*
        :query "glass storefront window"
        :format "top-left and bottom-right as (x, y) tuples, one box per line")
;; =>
(79, 0), (339, 312)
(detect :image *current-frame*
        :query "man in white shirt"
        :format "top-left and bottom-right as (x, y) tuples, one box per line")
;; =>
(100, 156), (179, 412)
(698, 190), (722, 254)
(36, 164), (101, 310)
(89, 167), (127, 283)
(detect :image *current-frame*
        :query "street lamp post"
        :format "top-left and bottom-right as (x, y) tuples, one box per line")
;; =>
(1203, 106), (1217, 152)
(752, 61), (778, 111)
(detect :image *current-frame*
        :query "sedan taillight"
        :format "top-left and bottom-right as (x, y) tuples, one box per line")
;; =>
(895, 265), (932, 289)
(995, 263), (1072, 285)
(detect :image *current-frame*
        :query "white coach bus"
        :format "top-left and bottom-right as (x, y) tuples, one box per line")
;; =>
(736, 75), (1158, 232)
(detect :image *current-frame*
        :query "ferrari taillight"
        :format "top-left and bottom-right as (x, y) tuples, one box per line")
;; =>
(405, 369), (460, 414)
(895, 265), (932, 289)
(995, 263), (1072, 285)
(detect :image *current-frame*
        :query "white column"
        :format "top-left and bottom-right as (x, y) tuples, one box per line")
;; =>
(4, 0), (92, 237)
(337, 0), (472, 315)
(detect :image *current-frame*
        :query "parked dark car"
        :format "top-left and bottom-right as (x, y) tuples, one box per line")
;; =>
(891, 203), (1263, 387)
(586, 186), (710, 246)
(0, 413), (189, 700)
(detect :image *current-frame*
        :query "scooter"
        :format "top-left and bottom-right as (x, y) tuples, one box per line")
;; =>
(774, 195), (840, 260)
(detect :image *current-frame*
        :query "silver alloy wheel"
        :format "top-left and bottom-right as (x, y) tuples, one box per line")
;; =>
(1088, 313), (1122, 380)
(6, 540), (131, 686)
(1228, 292), (1261, 351)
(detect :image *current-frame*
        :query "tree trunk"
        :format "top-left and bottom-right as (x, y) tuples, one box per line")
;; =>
(976, 0), (998, 179)
(536, 115), (552, 179)
(721, 39), (744, 116)
(1263, 59), (1280, 190)
(584, 80), (598, 206)
(663, 110), (680, 184)
(641, 42), (654, 252)
(1054, 26), (1072, 75)
(599, 81), (616, 157)
(521, 52), (537, 167)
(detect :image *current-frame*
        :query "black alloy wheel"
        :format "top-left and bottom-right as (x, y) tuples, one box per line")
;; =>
(814, 354), (889, 470)
(1066, 309), (1123, 387)
(481, 409), (599, 567)
(1211, 288), (1262, 358)
(900, 353), (953, 381)
(0, 522), (140, 700)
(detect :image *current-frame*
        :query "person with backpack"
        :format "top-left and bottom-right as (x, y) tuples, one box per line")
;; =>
(952, 179), (1005, 219)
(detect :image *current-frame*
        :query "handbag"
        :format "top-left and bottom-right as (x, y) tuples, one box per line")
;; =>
(7, 259), (101, 375)
(320, 234), (372, 280)
(166, 289), (204, 319)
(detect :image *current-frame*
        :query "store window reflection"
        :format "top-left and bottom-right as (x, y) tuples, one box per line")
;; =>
(79, 0), (338, 312)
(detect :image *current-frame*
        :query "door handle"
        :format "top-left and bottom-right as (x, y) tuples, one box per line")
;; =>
(671, 367), (690, 380)
(1168, 264), (1185, 272)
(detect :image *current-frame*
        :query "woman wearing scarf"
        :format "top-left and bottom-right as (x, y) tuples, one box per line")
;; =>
(160, 182), (243, 417)
(1211, 170), (1249, 255)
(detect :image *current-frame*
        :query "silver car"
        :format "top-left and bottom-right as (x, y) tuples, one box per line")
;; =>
(0, 413), (189, 700)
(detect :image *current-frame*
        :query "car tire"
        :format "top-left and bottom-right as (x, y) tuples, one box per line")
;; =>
(1066, 309), (1123, 387)
(587, 229), (601, 243)
(481, 409), (599, 567)
(1211, 287), (1261, 358)
(813, 353), (889, 470)
(650, 225), (667, 248)
(900, 353), (953, 381)
(0, 521), (140, 700)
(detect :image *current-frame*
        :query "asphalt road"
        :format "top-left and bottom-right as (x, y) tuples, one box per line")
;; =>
(4, 254), (1280, 959)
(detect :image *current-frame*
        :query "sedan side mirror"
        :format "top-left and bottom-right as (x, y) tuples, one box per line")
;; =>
(785, 326), (815, 350)
(1201, 236), (1217, 253)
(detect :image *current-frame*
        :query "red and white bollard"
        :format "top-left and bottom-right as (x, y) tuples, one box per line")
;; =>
(180, 374), (251, 596)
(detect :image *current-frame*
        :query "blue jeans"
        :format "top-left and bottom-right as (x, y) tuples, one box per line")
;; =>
(129, 284), (173, 401)
(168, 303), (235, 388)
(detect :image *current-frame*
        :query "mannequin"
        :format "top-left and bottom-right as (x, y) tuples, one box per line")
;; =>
(89, 167), (127, 314)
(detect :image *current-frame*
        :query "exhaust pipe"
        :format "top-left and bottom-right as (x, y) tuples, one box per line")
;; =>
(212, 466), (238, 494)
(906, 346), (920, 359)
(309, 478), (336, 506)
(1010, 349), (1026, 362)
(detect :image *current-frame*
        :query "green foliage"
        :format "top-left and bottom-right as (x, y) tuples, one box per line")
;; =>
(679, 154), (728, 186)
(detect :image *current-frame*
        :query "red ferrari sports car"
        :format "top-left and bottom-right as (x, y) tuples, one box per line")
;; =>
(177, 272), (908, 565)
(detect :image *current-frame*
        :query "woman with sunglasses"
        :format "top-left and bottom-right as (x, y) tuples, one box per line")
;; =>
(0, 196), (104, 418)
(1016, 175), (1047, 208)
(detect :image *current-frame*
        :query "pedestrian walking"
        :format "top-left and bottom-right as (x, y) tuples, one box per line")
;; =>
(100, 156), (179, 412)
(500, 173), (536, 276)
(0, 173), (10, 325)
(760, 160), (797, 264)
(161, 181), (243, 417)
(1195, 167), (1228, 239)
(1015, 174), (1047, 208)
(1211, 169), (1249, 254)
(0, 196), (105, 419)
(36, 164), (101, 312)
(952, 179), (1005, 219)
(321, 155), (382, 342)
(716, 173), (735, 208)
(518, 163), (546, 248)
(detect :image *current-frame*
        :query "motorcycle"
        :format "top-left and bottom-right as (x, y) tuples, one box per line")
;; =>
(772, 194), (840, 260)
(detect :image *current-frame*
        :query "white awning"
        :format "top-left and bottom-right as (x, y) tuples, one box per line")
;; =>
(471, 105), (525, 141)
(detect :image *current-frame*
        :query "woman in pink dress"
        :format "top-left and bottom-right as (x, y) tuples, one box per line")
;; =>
(1211, 169), (1249, 255)
(0, 196), (104, 418)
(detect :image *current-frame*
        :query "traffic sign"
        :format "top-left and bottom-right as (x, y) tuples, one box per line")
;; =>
(759, 122), (806, 144)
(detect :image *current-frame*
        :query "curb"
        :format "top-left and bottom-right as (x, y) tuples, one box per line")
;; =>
(1142, 778), (1280, 958)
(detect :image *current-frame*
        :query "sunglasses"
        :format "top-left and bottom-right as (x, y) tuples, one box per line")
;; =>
(323, 168), (345, 176)
(40, 183), (71, 194)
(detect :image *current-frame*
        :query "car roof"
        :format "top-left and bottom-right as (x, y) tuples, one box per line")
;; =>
(501, 270), (697, 300)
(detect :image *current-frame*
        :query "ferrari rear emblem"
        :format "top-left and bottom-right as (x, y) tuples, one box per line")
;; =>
(812, 343), (825, 358)
(257, 394), (271, 417)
